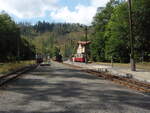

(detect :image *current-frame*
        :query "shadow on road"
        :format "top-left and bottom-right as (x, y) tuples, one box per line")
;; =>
(0, 65), (150, 113)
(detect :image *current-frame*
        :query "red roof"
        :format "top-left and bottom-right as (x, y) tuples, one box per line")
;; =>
(78, 41), (91, 45)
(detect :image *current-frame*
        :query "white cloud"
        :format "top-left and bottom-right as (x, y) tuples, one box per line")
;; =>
(50, 0), (110, 25)
(51, 5), (97, 25)
(0, 0), (110, 25)
(91, 0), (109, 7)
(0, 0), (59, 18)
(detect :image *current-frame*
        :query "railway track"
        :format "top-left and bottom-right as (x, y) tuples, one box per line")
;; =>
(63, 62), (150, 93)
(0, 64), (37, 86)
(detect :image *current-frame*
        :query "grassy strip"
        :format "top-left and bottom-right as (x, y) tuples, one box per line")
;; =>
(0, 60), (36, 74)
(94, 62), (150, 71)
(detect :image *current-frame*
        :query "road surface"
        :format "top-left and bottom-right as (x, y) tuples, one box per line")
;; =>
(0, 61), (150, 113)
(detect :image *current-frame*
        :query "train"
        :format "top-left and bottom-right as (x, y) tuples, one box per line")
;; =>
(36, 53), (63, 64)
(72, 53), (85, 62)
(53, 54), (63, 62)
(72, 41), (90, 63)
(36, 54), (43, 64)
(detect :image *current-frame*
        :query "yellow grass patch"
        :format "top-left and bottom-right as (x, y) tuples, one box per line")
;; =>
(0, 60), (36, 74)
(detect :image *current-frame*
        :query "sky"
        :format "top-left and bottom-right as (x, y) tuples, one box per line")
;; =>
(0, 0), (110, 25)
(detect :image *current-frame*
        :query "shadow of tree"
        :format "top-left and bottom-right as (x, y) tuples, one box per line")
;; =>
(0, 65), (150, 113)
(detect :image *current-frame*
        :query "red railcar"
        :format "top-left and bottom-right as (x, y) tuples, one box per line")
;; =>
(72, 53), (85, 62)
(72, 41), (90, 63)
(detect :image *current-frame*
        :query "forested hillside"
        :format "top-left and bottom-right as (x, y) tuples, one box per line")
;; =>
(19, 22), (87, 58)
(0, 0), (150, 63)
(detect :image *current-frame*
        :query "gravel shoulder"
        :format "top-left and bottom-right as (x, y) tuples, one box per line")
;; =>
(64, 61), (150, 83)
(0, 61), (150, 113)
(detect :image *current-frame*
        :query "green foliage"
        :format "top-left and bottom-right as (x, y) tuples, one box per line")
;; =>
(105, 3), (130, 62)
(0, 13), (18, 61)
(20, 37), (35, 60)
(53, 46), (60, 57)
(22, 22), (86, 59)
(90, 32), (106, 61)
(91, 0), (150, 62)
(132, 0), (150, 61)
(90, 0), (115, 62)
(33, 22), (82, 35)
(0, 13), (35, 62)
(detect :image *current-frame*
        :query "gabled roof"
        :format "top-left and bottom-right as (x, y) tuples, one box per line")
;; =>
(78, 41), (91, 45)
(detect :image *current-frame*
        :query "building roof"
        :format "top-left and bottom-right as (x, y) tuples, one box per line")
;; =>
(78, 41), (91, 45)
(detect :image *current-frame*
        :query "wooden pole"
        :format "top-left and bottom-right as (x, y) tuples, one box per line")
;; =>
(128, 0), (136, 71)
(85, 26), (88, 64)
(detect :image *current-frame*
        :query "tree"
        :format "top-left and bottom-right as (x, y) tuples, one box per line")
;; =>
(105, 3), (130, 62)
(0, 13), (19, 61)
(90, 0), (116, 61)
(0, 13), (36, 62)
(132, 0), (150, 62)
(90, 0), (150, 63)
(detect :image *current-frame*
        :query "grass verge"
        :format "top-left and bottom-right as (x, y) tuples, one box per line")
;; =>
(0, 60), (36, 74)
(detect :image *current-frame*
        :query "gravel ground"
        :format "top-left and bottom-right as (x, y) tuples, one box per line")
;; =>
(64, 61), (150, 83)
(0, 61), (150, 113)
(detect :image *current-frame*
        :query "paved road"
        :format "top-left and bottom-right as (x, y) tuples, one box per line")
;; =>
(0, 61), (150, 113)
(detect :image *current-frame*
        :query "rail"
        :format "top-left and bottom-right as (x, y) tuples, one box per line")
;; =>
(0, 64), (38, 86)
(63, 62), (150, 93)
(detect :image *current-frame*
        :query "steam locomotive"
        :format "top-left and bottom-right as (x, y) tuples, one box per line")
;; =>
(54, 54), (63, 62)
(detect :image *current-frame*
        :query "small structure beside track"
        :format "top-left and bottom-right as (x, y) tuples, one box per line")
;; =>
(72, 41), (91, 62)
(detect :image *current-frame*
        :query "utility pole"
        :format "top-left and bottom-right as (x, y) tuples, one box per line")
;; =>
(17, 37), (20, 62)
(17, 27), (20, 62)
(128, 0), (136, 71)
(85, 26), (88, 64)
(111, 56), (113, 68)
